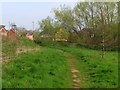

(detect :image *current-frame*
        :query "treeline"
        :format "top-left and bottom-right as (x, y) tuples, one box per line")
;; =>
(36, 2), (118, 50)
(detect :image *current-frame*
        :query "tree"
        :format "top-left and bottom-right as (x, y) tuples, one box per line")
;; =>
(53, 4), (79, 42)
(38, 16), (54, 40)
(38, 16), (61, 41)
(38, 2), (118, 51)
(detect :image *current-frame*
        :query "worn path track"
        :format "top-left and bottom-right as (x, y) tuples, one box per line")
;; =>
(65, 52), (80, 88)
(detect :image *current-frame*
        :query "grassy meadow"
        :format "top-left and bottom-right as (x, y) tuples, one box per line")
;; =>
(2, 47), (72, 88)
(1, 1), (118, 88)
(54, 46), (118, 88)
(2, 40), (118, 88)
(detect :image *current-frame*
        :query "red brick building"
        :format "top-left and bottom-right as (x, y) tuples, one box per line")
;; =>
(0, 25), (7, 37)
(7, 28), (17, 37)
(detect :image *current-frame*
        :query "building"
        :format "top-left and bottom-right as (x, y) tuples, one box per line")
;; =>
(7, 24), (17, 37)
(26, 32), (34, 41)
(0, 25), (7, 37)
(7, 28), (17, 37)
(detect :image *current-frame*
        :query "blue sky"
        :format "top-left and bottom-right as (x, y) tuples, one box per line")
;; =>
(1, 2), (77, 30)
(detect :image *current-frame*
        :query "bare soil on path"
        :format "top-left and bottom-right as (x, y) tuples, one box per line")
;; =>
(64, 52), (81, 88)
(1, 47), (40, 64)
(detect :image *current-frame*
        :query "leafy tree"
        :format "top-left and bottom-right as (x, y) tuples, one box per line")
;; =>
(74, 2), (118, 51)
(38, 16), (61, 41)
(53, 4), (80, 42)
(38, 16), (54, 40)
(38, 2), (118, 51)
(53, 4), (74, 32)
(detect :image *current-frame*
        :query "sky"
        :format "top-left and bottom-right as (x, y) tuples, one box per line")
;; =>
(1, 0), (117, 30)
(1, 2), (77, 30)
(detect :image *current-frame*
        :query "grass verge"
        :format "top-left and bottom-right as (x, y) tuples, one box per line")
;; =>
(52, 46), (118, 88)
(2, 47), (72, 88)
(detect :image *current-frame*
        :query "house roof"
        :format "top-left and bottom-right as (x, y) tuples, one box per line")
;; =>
(8, 28), (16, 34)
(0, 28), (7, 33)
(0, 25), (5, 29)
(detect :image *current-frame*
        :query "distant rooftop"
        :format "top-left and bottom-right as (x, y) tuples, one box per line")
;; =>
(0, 25), (5, 29)
(12, 24), (17, 27)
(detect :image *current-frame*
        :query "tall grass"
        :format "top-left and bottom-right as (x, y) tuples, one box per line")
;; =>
(55, 46), (118, 88)
(2, 47), (72, 88)
(2, 37), (38, 59)
(2, 38), (118, 88)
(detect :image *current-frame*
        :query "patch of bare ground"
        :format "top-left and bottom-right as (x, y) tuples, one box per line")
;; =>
(16, 46), (40, 55)
(1, 46), (41, 64)
(65, 52), (80, 88)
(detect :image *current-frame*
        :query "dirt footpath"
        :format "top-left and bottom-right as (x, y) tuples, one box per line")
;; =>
(65, 52), (80, 88)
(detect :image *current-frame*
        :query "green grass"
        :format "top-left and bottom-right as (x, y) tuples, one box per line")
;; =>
(2, 38), (118, 88)
(54, 46), (118, 88)
(18, 37), (37, 47)
(2, 47), (72, 88)
(2, 37), (38, 58)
